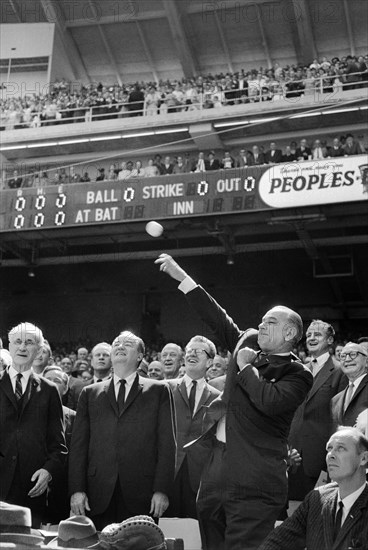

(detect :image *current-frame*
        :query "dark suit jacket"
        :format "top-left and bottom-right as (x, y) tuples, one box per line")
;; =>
(166, 378), (220, 492)
(185, 286), (313, 499)
(259, 483), (368, 550)
(289, 357), (347, 477)
(69, 374), (176, 516)
(331, 374), (368, 430)
(63, 376), (86, 410)
(328, 146), (344, 157)
(249, 152), (266, 165)
(265, 149), (283, 163)
(296, 147), (312, 160)
(0, 370), (66, 500)
(205, 159), (221, 171)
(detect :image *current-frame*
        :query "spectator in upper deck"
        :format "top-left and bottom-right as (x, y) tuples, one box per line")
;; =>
(265, 142), (283, 164)
(343, 134), (362, 156)
(173, 155), (189, 174)
(221, 151), (235, 169)
(8, 170), (23, 189)
(206, 151), (221, 171)
(296, 138), (312, 161)
(328, 137), (344, 157)
(162, 156), (175, 175)
(145, 159), (160, 177)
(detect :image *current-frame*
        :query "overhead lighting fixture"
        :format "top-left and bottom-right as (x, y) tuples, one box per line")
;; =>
(58, 138), (90, 145)
(322, 107), (360, 115)
(27, 142), (58, 148)
(250, 117), (279, 123)
(122, 131), (155, 138)
(291, 112), (322, 119)
(154, 127), (188, 134)
(360, 105), (368, 110)
(214, 120), (250, 128)
(0, 144), (28, 151)
(89, 135), (122, 142)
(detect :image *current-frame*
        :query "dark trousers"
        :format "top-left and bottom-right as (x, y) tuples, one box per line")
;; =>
(166, 457), (198, 519)
(91, 478), (154, 531)
(6, 462), (46, 528)
(197, 441), (283, 550)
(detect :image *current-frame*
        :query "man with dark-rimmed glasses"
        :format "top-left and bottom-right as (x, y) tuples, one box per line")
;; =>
(331, 342), (368, 431)
(165, 335), (220, 519)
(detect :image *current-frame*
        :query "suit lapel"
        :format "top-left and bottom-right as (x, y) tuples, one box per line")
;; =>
(346, 375), (368, 410)
(19, 373), (40, 415)
(193, 384), (211, 417)
(333, 485), (368, 549)
(120, 374), (142, 416)
(333, 391), (346, 424)
(177, 378), (190, 410)
(322, 490), (338, 549)
(307, 360), (334, 402)
(0, 370), (18, 411)
(105, 378), (118, 416)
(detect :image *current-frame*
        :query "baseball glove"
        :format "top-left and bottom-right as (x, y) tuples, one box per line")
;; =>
(96, 516), (167, 550)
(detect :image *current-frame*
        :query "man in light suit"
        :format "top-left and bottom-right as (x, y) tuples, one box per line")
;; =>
(155, 254), (313, 550)
(289, 320), (348, 499)
(166, 335), (221, 519)
(0, 323), (66, 527)
(69, 330), (176, 530)
(259, 426), (368, 550)
(331, 342), (368, 431)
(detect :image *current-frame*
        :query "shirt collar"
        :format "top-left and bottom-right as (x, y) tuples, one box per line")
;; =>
(349, 373), (367, 389)
(114, 371), (137, 389)
(338, 482), (367, 513)
(9, 365), (33, 384)
(183, 373), (205, 390)
(312, 351), (330, 367)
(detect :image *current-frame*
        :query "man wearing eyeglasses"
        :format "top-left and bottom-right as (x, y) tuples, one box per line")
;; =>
(165, 335), (221, 519)
(331, 342), (368, 431)
(155, 254), (313, 550)
(69, 330), (176, 530)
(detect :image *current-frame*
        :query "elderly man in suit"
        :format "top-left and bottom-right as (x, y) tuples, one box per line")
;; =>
(258, 426), (368, 550)
(155, 254), (313, 550)
(331, 342), (368, 430)
(0, 322), (66, 527)
(166, 335), (220, 519)
(160, 343), (184, 379)
(289, 320), (348, 499)
(69, 330), (176, 530)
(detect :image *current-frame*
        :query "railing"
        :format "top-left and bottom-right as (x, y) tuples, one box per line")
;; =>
(1, 70), (367, 131)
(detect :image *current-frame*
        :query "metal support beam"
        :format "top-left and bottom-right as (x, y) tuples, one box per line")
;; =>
(162, 0), (199, 78)
(257, 10), (272, 69)
(214, 11), (234, 74)
(88, 1), (122, 85)
(8, 0), (22, 22)
(40, 0), (90, 82)
(135, 21), (159, 84)
(343, 0), (356, 56)
(288, 0), (317, 65)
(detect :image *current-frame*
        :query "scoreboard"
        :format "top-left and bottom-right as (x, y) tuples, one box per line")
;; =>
(0, 158), (367, 233)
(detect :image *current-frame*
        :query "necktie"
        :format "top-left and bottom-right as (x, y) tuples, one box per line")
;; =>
(188, 380), (197, 415)
(344, 383), (354, 412)
(117, 379), (126, 413)
(333, 501), (344, 540)
(15, 373), (23, 401)
(310, 358), (318, 376)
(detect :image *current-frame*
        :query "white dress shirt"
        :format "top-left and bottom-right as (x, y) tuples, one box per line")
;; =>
(337, 482), (367, 525)
(8, 365), (32, 394)
(113, 371), (137, 401)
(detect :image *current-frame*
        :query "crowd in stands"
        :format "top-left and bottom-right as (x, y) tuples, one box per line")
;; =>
(1, 54), (367, 130)
(4, 133), (366, 189)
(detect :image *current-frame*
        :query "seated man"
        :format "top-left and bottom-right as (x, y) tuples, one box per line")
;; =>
(258, 426), (368, 550)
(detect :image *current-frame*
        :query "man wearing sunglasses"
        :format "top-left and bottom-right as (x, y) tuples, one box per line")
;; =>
(331, 342), (368, 430)
(155, 254), (313, 550)
(165, 335), (220, 519)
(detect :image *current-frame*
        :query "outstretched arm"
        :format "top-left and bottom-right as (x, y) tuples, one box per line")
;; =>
(155, 253), (243, 352)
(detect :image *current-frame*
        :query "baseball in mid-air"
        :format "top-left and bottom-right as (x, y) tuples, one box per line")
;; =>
(145, 221), (164, 237)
